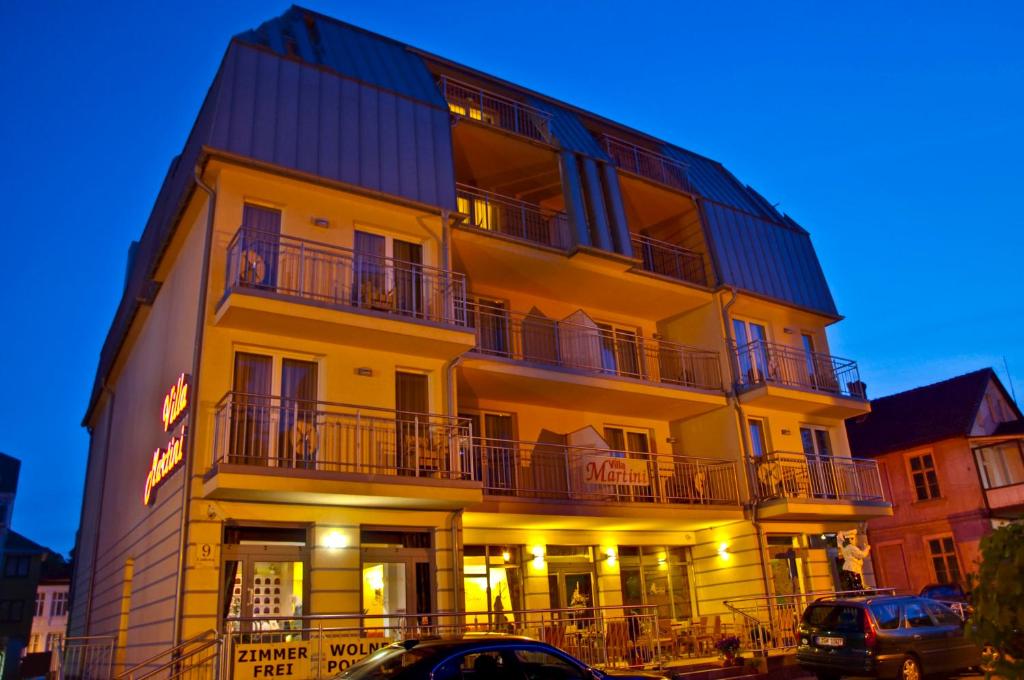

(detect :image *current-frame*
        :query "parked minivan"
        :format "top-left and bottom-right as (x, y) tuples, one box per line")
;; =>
(796, 595), (981, 680)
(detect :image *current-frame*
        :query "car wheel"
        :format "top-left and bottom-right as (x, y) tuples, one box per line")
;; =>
(898, 655), (921, 680)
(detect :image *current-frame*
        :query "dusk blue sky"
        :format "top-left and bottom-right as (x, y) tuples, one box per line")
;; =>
(1, 2), (1022, 553)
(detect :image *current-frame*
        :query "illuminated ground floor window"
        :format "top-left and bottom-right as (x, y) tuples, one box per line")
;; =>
(618, 546), (693, 621)
(463, 545), (524, 629)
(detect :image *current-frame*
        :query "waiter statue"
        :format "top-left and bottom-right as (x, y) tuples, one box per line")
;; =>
(839, 529), (871, 592)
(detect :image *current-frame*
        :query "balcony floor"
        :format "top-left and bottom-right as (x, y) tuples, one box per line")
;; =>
(464, 498), (743, 532)
(738, 383), (871, 418)
(459, 355), (727, 420)
(755, 496), (893, 521)
(203, 463), (482, 509)
(215, 288), (476, 360)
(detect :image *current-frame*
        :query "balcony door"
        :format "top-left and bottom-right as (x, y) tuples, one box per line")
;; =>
(361, 529), (434, 637)
(239, 204), (282, 289)
(733, 319), (768, 384)
(604, 427), (654, 502)
(396, 372), (437, 476)
(461, 412), (515, 493)
(352, 230), (423, 316)
(230, 352), (318, 468)
(468, 298), (511, 356)
(800, 426), (836, 497)
(597, 324), (642, 379)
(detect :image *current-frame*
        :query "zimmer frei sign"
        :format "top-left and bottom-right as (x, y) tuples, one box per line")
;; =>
(233, 638), (387, 679)
(144, 372), (190, 505)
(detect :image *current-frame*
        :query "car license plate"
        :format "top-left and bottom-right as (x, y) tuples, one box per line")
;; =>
(816, 636), (844, 647)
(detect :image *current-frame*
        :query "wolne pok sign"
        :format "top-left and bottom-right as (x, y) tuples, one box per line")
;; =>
(144, 373), (190, 505)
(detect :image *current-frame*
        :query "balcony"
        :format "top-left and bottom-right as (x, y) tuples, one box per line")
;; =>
(203, 393), (482, 508)
(985, 482), (1024, 518)
(602, 135), (694, 195)
(630, 234), (707, 286)
(216, 228), (474, 359)
(752, 452), (891, 520)
(456, 184), (571, 250)
(732, 340), (869, 417)
(468, 437), (741, 527)
(459, 304), (726, 419)
(441, 76), (553, 144)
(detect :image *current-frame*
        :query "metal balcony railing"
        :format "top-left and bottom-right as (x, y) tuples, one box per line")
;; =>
(224, 228), (468, 327)
(211, 392), (475, 481)
(441, 76), (553, 143)
(601, 135), (693, 194)
(475, 438), (740, 506)
(732, 339), (864, 398)
(466, 303), (723, 391)
(631, 234), (707, 286)
(752, 452), (885, 503)
(456, 184), (572, 250)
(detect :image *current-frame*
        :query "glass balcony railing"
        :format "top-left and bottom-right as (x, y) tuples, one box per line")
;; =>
(466, 303), (724, 391)
(223, 228), (469, 327)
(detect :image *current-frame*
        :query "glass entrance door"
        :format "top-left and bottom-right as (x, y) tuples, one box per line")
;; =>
(222, 548), (306, 635)
(361, 550), (433, 639)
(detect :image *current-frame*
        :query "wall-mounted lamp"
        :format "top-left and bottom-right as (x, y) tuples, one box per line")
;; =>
(501, 550), (511, 563)
(323, 530), (347, 550)
(666, 437), (677, 444)
(603, 547), (617, 566)
(531, 546), (545, 569)
(718, 542), (731, 561)
(780, 428), (792, 436)
(783, 327), (795, 335)
(312, 217), (330, 228)
(356, 367), (373, 377)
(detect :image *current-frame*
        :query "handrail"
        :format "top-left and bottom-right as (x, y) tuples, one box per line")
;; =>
(115, 629), (218, 679)
(466, 302), (723, 391)
(456, 184), (572, 250)
(753, 451), (885, 502)
(630, 233), (707, 286)
(58, 635), (115, 680)
(732, 338), (864, 399)
(601, 135), (693, 194)
(440, 76), (553, 143)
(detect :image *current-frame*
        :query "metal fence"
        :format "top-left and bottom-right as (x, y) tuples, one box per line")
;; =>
(473, 438), (740, 506)
(441, 76), (553, 143)
(223, 605), (663, 678)
(114, 630), (222, 680)
(732, 339), (864, 399)
(59, 636), (114, 680)
(630, 234), (707, 286)
(723, 589), (896, 655)
(602, 135), (693, 194)
(456, 184), (571, 250)
(224, 228), (468, 327)
(212, 393), (475, 480)
(753, 452), (885, 503)
(467, 303), (723, 391)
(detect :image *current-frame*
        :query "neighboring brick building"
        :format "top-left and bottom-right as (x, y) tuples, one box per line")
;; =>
(846, 368), (1024, 594)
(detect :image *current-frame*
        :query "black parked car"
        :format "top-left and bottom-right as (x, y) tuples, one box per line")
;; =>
(334, 636), (668, 680)
(796, 595), (981, 680)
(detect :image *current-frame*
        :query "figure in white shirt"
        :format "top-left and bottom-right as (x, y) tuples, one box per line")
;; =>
(839, 529), (871, 591)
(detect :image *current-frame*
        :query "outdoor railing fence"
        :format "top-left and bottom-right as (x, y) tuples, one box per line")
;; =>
(732, 339), (863, 398)
(467, 303), (723, 391)
(58, 636), (115, 680)
(441, 76), (553, 143)
(223, 605), (663, 678)
(224, 228), (468, 327)
(212, 393), (475, 481)
(473, 438), (740, 506)
(114, 630), (222, 680)
(630, 234), (707, 286)
(723, 589), (896, 655)
(753, 452), (885, 503)
(456, 184), (572, 250)
(601, 135), (693, 194)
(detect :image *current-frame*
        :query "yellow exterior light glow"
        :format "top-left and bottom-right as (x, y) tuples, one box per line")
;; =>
(323, 530), (347, 550)
(718, 542), (731, 560)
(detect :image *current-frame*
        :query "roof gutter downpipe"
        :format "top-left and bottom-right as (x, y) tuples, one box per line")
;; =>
(171, 167), (217, 647)
(720, 287), (774, 602)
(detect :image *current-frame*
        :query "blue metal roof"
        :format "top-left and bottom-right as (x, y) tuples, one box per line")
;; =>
(701, 201), (838, 316)
(662, 145), (774, 219)
(528, 98), (609, 160)
(235, 6), (446, 108)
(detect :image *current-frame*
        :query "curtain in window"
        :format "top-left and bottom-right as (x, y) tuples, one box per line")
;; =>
(395, 372), (430, 474)
(279, 359), (318, 469)
(240, 205), (282, 288)
(392, 239), (423, 318)
(231, 353), (272, 465)
(353, 231), (387, 309)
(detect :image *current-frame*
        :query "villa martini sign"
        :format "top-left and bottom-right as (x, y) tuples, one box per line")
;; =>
(144, 373), (190, 505)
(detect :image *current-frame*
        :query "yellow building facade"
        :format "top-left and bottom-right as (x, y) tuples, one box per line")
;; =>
(69, 8), (891, 674)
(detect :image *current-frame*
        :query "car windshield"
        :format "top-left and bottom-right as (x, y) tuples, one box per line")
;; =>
(803, 605), (863, 632)
(335, 645), (439, 680)
(923, 585), (963, 599)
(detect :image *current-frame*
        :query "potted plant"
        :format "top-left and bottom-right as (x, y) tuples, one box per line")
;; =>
(715, 635), (742, 666)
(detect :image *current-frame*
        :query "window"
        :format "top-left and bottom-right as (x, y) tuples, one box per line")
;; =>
(924, 601), (963, 626)
(747, 418), (768, 458)
(869, 602), (901, 630)
(975, 443), (1024, 489)
(0, 599), (24, 623)
(909, 453), (941, 500)
(46, 633), (64, 652)
(514, 648), (587, 679)
(34, 592), (45, 617)
(604, 427), (655, 502)
(352, 229), (424, 316)
(618, 546), (693, 622)
(904, 601), (933, 628)
(597, 323), (642, 379)
(800, 426), (832, 458)
(3, 555), (30, 577)
(466, 298), (511, 357)
(462, 546), (523, 626)
(459, 411), (515, 489)
(928, 536), (961, 585)
(50, 591), (69, 617)
(733, 319), (768, 384)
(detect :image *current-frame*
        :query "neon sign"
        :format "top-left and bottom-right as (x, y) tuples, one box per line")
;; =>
(145, 374), (190, 505)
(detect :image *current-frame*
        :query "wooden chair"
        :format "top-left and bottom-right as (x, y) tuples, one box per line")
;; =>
(604, 620), (629, 667)
(655, 619), (678, 658)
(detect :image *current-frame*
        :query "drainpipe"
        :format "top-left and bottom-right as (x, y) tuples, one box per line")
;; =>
(450, 509), (463, 620)
(719, 288), (774, 600)
(81, 385), (115, 635)
(171, 167), (217, 647)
